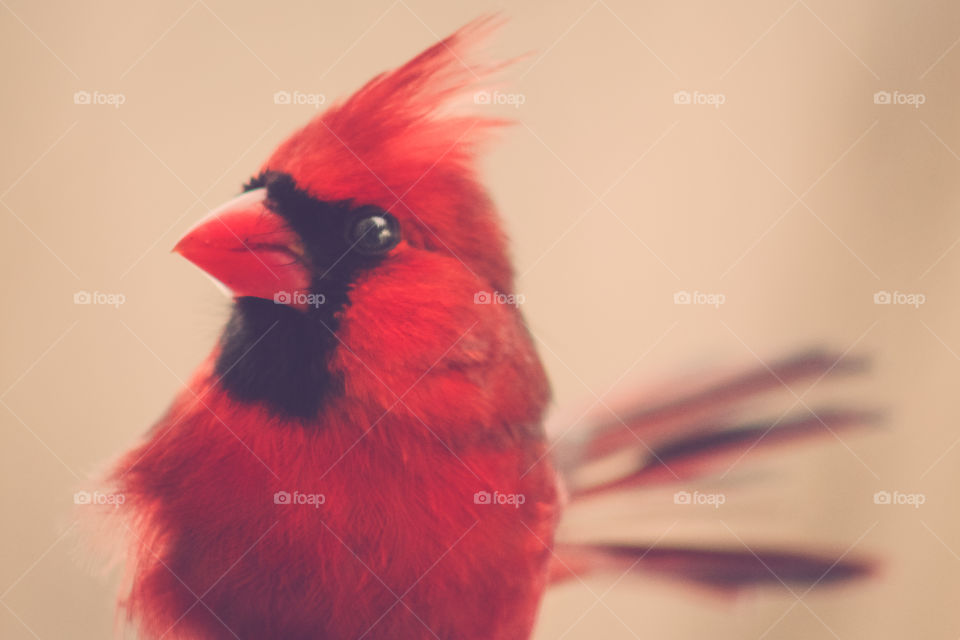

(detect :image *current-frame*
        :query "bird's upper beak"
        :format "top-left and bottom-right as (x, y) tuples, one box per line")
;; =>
(173, 188), (312, 307)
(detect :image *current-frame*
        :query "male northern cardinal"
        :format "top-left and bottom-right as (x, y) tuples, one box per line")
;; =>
(105, 18), (872, 639)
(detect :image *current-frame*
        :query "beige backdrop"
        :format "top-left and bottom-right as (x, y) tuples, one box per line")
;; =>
(2, 1), (959, 638)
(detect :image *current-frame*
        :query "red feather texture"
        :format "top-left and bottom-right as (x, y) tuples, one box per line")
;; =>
(109, 19), (558, 640)
(265, 16), (516, 294)
(104, 20), (874, 640)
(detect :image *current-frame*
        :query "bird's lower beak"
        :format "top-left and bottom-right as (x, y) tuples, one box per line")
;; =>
(173, 188), (312, 307)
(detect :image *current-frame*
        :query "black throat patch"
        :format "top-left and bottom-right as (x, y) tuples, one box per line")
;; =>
(215, 297), (341, 419)
(213, 172), (386, 419)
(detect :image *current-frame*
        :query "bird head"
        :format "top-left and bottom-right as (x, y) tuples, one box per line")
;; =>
(175, 19), (512, 313)
(172, 19), (546, 422)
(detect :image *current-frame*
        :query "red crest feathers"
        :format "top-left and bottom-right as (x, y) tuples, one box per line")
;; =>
(265, 16), (518, 291)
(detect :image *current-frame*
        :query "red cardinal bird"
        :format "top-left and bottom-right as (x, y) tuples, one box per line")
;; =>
(104, 19), (872, 640)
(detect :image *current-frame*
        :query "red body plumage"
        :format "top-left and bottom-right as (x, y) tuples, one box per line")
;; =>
(115, 350), (557, 639)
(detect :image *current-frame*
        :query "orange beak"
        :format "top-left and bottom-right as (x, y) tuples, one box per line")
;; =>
(173, 188), (312, 308)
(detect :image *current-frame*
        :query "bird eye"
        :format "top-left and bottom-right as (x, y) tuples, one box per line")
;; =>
(346, 211), (401, 255)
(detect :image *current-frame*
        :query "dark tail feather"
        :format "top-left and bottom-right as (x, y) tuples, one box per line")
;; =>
(551, 349), (877, 594)
(570, 408), (877, 498)
(578, 350), (868, 462)
(549, 543), (872, 592)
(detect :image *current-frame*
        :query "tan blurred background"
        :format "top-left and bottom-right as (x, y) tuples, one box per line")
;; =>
(1, 0), (958, 638)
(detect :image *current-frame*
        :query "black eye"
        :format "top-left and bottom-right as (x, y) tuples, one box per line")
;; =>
(346, 210), (401, 255)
